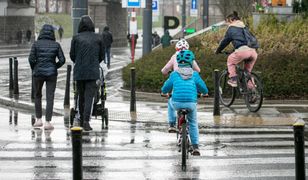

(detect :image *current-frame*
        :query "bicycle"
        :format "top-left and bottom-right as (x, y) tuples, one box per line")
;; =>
(218, 52), (263, 112)
(162, 93), (207, 171)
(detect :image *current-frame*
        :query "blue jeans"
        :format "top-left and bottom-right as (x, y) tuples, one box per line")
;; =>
(104, 47), (111, 67)
(168, 98), (199, 145)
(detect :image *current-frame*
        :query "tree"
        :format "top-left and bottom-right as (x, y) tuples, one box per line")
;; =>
(216, 0), (255, 19)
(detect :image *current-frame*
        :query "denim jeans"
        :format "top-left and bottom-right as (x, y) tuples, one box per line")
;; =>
(104, 47), (111, 68)
(168, 98), (199, 145)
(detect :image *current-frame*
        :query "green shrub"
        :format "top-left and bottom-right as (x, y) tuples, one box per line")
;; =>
(122, 16), (308, 99)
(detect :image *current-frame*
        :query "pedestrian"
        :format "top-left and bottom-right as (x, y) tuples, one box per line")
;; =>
(26, 29), (32, 43)
(127, 33), (138, 57)
(215, 11), (258, 88)
(58, 25), (64, 42)
(16, 29), (22, 45)
(152, 31), (160, 48)
(161, 30), (172, 48)
(161, 50), (208, 156)
(28, 24), (66, 130)
(102, 26), (113, 69)
(70, 15), (105, 131)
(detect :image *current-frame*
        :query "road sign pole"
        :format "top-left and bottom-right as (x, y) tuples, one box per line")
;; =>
(142, 0), (152, 56)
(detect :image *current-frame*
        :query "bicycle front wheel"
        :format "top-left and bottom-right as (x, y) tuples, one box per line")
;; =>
(181, 122), (187, 171)
(218, 70), (236, 107)
(245, 72), (263, 112)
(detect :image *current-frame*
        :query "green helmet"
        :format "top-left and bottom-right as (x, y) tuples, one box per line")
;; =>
(176, 50), (195, 67)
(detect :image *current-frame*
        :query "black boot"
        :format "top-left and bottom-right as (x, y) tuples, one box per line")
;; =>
(83, 121), (93, 131)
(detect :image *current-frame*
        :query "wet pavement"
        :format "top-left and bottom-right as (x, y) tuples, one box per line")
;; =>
(0, 38), (308, 179)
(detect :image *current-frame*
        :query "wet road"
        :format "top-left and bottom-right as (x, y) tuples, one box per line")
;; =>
(0, 106), (308, 180)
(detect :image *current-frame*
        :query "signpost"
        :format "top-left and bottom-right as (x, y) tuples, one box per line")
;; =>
(190, 0), (198, 17)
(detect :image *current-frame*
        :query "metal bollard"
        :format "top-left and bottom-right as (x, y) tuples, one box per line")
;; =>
(130, 67), (136, 112)
(64, 65), (72, 108)
(213, 69), (220, 116)
(13, 57), (19, 95)
(293, 119), (306, 180)
(9, 58), (14, 91)
(71, 127), (83, 180)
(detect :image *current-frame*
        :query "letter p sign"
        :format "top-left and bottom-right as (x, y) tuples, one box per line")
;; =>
(163, 16), (180, 32)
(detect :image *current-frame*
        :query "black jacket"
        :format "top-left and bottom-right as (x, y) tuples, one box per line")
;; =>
(216, 21), (248, 53)
(28, 24), (65, 77)
(102, 27), (113, 48)
(70, 16), (105, 81)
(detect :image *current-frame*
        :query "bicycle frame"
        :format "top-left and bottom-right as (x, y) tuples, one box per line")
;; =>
(177, 109), (191, 171)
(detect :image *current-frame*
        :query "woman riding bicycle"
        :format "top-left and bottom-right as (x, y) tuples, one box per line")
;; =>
(161, 50), (208, 156)
(215, 11), (258, 88)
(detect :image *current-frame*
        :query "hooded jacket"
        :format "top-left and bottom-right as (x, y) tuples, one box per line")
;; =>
(102, 26), (113, 48)
(161, 67), (208, 103)
(28, 24), (65, 77)
(70, 15), (105, 81)
(216, 20), (251, 53)
(161, 31), (172, 48)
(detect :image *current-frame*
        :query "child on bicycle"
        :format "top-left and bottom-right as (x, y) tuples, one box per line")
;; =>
(215, 11), (258, 88)
(161, 50), (208, 156)
(161, 39), (200, 75)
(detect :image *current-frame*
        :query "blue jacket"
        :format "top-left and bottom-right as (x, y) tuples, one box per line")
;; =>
(28, 24), (65, 77)
(215, 21), (248, 53)
(161, 68), (208, 103)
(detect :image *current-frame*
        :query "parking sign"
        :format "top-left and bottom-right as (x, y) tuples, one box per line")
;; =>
(152, 0), (159, 16)
(190, 0), (198, 17)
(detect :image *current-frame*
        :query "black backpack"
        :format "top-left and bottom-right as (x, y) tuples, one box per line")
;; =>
(243, 27), (259, 49)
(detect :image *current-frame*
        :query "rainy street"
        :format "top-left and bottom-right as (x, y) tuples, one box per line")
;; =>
(0, 40), (308, 179)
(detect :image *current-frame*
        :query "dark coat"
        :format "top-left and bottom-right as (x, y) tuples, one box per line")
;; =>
(102, 26), (113, 48)
(28, 24), (65, 77)
(215, 21), (247, 53)
(70, 16), (105, 81)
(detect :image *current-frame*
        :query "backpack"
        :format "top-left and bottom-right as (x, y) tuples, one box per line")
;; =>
(243, 27), (259, 49)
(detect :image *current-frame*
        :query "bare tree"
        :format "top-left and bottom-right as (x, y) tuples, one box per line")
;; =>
(216, 0), (255, 19)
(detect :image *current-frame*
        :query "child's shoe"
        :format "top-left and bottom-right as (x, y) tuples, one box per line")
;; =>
(44, 121), (54, 130)
(191, 144), (201, 156)
(33, 119), (43, 128)
(227, 79), (237, 87)
(168, 124), (177, 133)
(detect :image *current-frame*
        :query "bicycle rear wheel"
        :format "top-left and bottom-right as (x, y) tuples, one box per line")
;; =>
(218, 70), (236, 107)
(245, 72), (263, 112)
(181, 122), (187, 171)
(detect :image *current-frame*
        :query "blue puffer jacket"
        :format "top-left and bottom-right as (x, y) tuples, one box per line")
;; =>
(28, 24), (66, 77)
(215, 20), (248, 53)
(161, 68), (208, 103)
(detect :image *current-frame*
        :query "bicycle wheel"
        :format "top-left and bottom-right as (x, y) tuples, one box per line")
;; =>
(218, 70), (236, 107)
(245, 72), (263, 112)
(181, 122), (187, 171)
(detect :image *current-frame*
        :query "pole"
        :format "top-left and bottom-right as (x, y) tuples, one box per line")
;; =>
(213, 69), (220, 116)
(142, 0), (153, 56)
(71, 127), (83, 180)
(13, 57), (19, 95)
(182, 0), (186, 37)
(64, 65), (72, 108)
(293, 119), (306, 180)
(203, 0), (209, 28)
(9, 58), (13, 91)
(72, 0), (88, 36)
(130, 8), (136, 64)
(130, 67), (136, 112)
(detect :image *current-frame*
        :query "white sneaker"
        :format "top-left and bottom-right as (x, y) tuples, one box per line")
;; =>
(33, 119), (43, 128)
(44, 121), (54, 130)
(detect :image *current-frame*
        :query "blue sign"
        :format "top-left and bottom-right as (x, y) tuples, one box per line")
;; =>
(128, 0), (140, 7)
(152, 0), (158, 11)
(191, 0), (197, 10)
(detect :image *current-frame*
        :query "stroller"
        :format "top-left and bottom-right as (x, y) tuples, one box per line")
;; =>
(70, 64), (109, 129)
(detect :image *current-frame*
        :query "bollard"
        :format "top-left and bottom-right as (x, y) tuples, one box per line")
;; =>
(213, 69), (220, 116)
(130, 67), (136, 112)
(9, 58), (14, 91)
(13, 57), (19, 95)
(71, 127), (83, 180)
(64, 65), (72, 108)
(293, 119), (306, 180)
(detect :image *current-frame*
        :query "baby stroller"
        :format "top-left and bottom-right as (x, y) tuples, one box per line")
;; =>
(70, 64), (109, 129)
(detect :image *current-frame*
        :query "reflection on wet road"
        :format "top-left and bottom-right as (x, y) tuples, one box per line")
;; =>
(0, 107), (308, 179)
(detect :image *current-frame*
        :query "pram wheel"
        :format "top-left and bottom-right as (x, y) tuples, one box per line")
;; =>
(101, 108), (109, 129)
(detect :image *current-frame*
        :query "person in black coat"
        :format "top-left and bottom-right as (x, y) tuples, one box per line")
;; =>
(70, 15), (105, 131)
(29, 24), (66, 130)
(102, 26), (113, 68)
